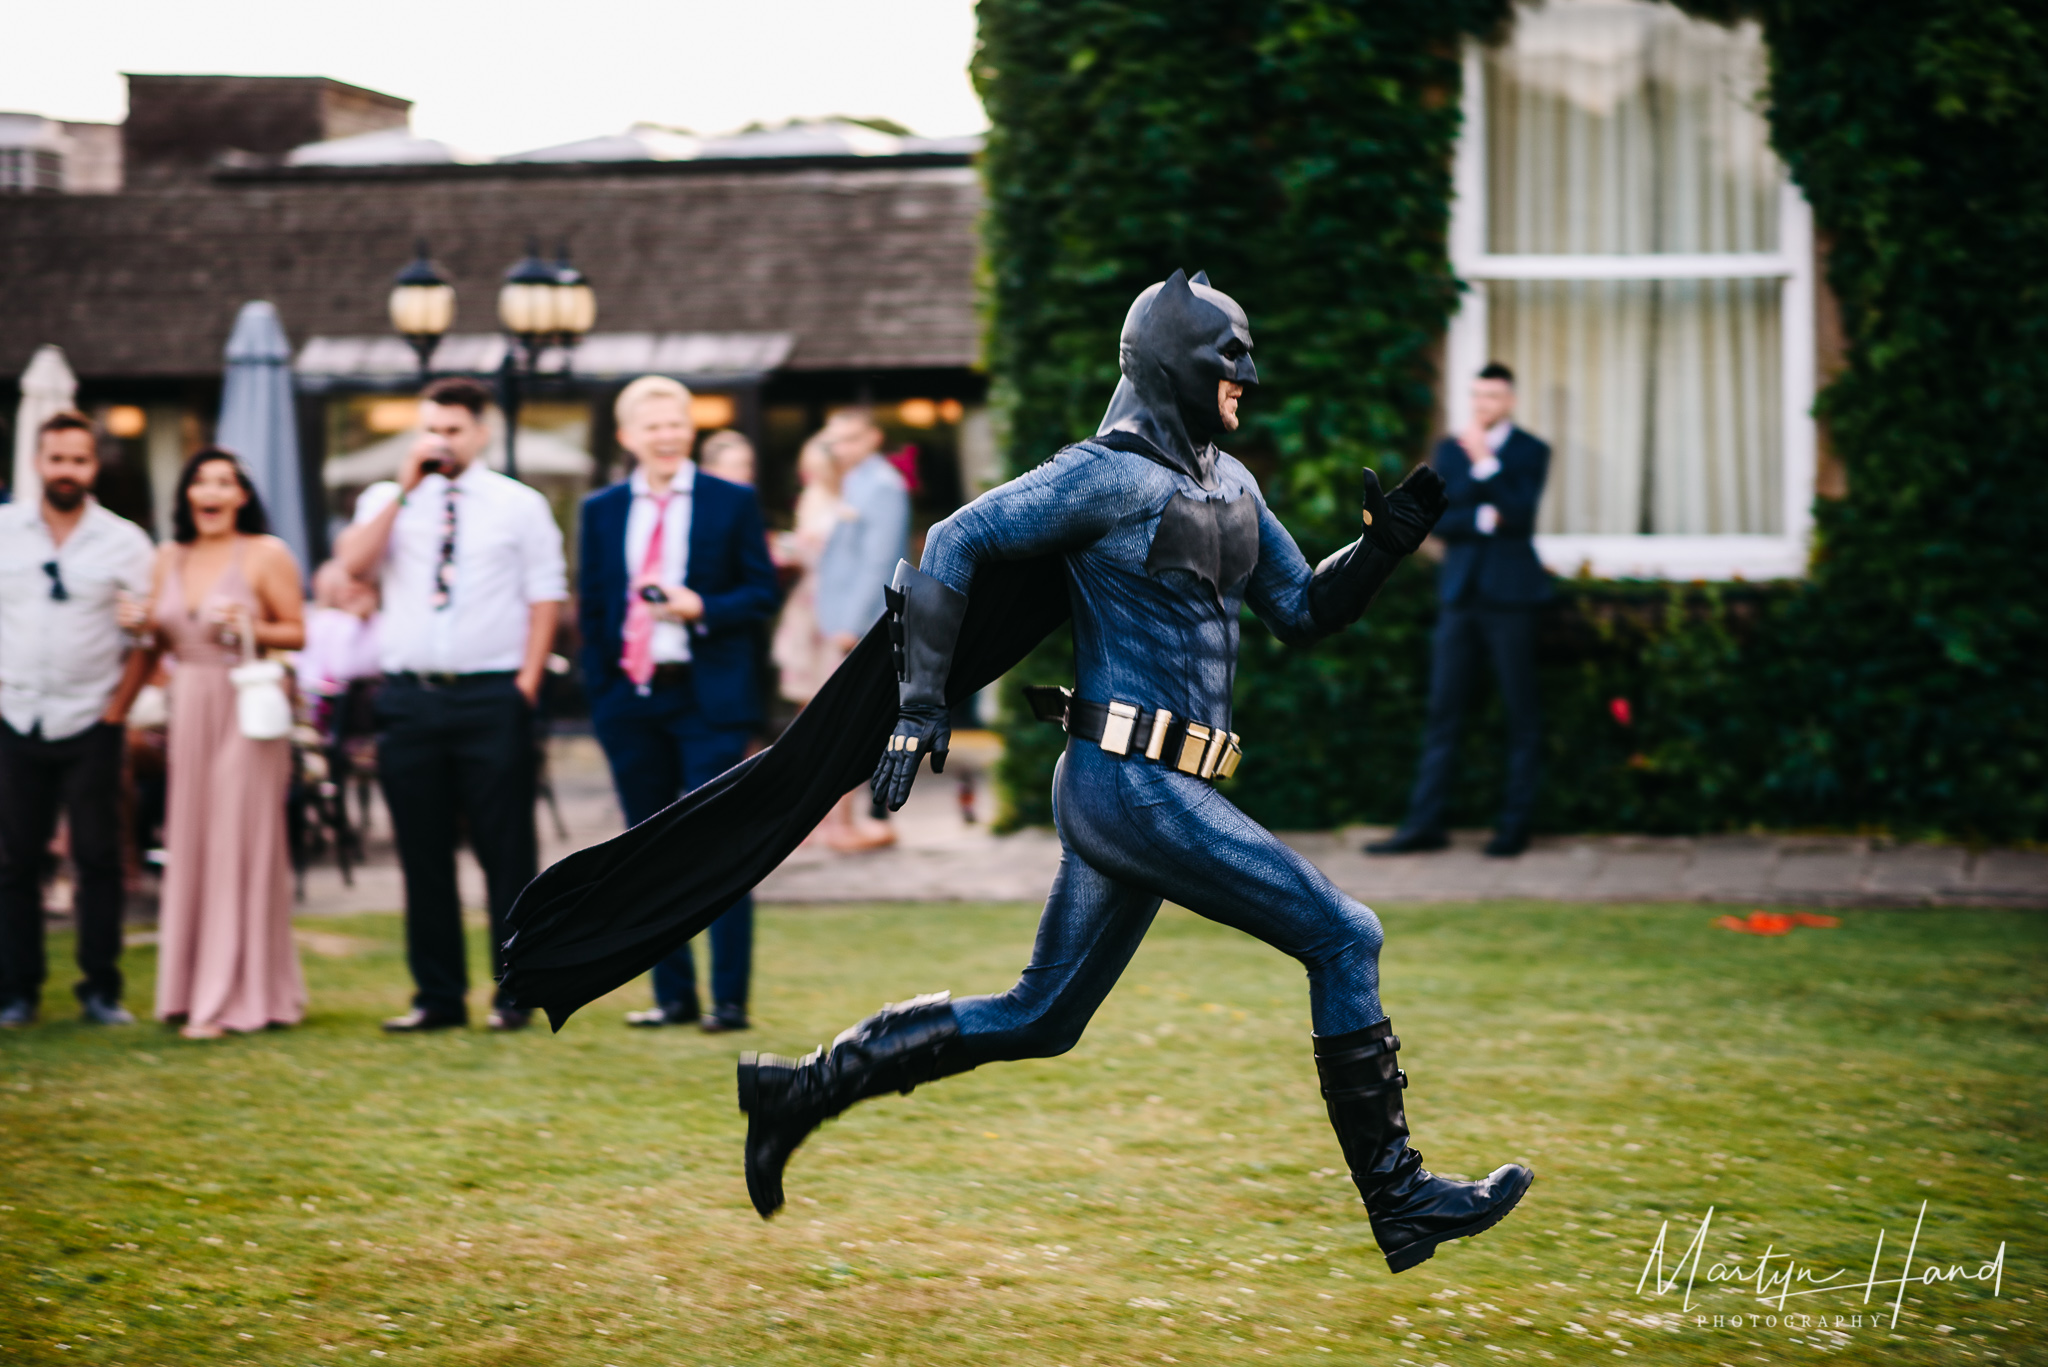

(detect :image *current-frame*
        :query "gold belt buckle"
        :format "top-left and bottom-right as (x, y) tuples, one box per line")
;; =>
(1099, 701), (1139, 757)
(1215, 732), (1243, 779)
(1176, 722), (1211, 776)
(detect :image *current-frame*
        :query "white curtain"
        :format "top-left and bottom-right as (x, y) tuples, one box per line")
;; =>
(1484, 1), (1784, 535)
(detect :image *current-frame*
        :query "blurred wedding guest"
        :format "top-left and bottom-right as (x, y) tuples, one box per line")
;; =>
(811, 408), (908, 851)
(0, 412), (155, 1028)
(697, 428), (756, 487)
(136, 449), (307, 1040)
(335, 376), (567, 1033)
(298, 559), (382, 698)
(1369, 363), (1552, 860)
(770, 432), (846, 705)
(580, 378), (777, 1031)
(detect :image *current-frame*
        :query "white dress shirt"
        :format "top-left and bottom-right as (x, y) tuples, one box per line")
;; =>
(0, 498), (155, 740)
(1472, 420), (1513, 534)
(623, 463), (694, 664)
(354, 460), (568, 675)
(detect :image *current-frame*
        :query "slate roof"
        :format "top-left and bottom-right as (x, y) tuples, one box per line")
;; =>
(0, 158), (983, 381)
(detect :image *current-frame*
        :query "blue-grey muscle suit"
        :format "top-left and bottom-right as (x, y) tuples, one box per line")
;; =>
(922, 440), (1387, 1058)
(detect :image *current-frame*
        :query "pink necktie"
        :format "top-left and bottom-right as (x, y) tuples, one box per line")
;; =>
(621, 493), (671, 688)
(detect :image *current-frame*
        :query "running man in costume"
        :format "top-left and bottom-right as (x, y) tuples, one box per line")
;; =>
(737, 271), (1533, 1274)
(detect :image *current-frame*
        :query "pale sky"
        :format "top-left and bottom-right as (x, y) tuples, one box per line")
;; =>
(1, 0), (986, 157)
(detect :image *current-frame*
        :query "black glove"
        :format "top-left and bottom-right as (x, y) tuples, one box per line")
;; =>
(871, 561), (969, 812)
(1306, 464), (1449, 632)
(1362, 463), (1448, 556)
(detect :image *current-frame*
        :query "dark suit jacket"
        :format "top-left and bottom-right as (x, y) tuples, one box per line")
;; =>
(577, 472), (780, 727)
(1431, 428), (1552, 607)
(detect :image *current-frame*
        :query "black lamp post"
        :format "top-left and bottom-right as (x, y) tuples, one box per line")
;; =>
(388, 240), (455, 378)
(494, 238), (597, 482)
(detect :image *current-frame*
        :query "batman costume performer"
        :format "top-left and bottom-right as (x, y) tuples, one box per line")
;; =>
(498, 271), (1531, 1274)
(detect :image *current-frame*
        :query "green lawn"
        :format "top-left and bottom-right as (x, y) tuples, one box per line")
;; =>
(2, 900), (2042, 1367)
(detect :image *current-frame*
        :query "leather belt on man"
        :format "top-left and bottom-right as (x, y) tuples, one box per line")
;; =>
(387, 670), (516, 689)
(647, 662), (692, 690)
(1022, 685), (1243, 781)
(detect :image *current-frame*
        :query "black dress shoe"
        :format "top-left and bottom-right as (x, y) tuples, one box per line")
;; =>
(1483, 829), (1530, 858)
(626, 1003), (694, 1027)
(80, 995), (136, 1025)
(381, 1008), (467, 1033)
(1364, 829), (1450, 855)
(700, 1004), (750, 1034)
(488, 1007), (532, 1032)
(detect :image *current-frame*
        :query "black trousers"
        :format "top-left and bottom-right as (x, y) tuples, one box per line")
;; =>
(374, 674), (537, 1016)
(1400, 604), (1543, 839)
(0, 720), (127, 1005)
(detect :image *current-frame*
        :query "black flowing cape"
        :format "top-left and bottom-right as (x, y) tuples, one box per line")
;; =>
(497, 554), (1072, 1029)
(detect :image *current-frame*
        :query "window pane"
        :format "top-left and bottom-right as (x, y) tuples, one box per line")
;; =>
(1493, 278), (1782, 535)
(1486, 1), (1779, 254)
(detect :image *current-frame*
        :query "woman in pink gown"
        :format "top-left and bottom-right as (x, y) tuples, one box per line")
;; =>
(137, 450), (307, 1039)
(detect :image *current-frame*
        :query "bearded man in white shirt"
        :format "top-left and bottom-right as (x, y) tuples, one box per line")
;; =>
(1369, 362), (1552, 860)
(335, 376), (568, 1032)
(0, 411), (156, 1027)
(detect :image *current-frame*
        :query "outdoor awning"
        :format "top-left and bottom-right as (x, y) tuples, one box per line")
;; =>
(294, 331), (796, 387)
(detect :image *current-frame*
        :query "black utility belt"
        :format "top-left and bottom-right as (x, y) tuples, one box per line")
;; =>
(1022, 685), (1244, 782)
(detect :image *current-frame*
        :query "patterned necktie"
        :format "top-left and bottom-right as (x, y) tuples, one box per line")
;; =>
(620, 491), (672, 687)
(431, 483), (460, 611)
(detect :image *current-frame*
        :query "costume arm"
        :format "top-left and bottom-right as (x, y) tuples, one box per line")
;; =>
(918, 445), (1131, 596)
(696, 493), (782, 632)
(1252, 467), (1448, 642)
(1243, 497), (1323, 646)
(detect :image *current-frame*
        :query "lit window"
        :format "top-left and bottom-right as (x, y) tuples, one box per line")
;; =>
(1448, 0), (1816, 579)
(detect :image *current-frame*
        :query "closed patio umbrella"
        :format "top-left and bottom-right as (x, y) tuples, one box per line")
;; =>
(216, 301), (310, 574)
(11, 343), (78, 506)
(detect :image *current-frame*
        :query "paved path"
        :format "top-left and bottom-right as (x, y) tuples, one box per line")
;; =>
(291, 736), (2048, 917)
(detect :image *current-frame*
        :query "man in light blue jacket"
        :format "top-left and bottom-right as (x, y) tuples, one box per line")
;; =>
(813, 409), (910, 652)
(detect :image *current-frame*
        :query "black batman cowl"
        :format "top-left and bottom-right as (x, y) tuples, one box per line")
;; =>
(1094, 269), (1258, 488)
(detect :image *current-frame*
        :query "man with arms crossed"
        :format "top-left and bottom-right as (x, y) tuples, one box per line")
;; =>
(0, 412), (155, 1026)
(1370, 362), (1551, 859)
(336, 376), (567, 1032)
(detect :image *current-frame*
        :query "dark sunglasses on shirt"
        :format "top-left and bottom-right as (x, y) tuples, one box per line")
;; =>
(42, 561), (67, 602)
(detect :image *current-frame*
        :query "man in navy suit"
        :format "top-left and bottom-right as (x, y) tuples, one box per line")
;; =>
(1370, 362), (1550, 859)
(579, 376), (779, 1029)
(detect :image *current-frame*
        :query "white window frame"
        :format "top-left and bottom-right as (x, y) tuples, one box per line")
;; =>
(1446, 45), (1817, 582)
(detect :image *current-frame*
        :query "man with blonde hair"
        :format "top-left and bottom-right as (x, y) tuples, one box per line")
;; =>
(577, 375), (778, 1031)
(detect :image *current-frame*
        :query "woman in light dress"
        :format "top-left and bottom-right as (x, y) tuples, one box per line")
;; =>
(124, 450), (306, 1039)
(771, 427), (895, 850)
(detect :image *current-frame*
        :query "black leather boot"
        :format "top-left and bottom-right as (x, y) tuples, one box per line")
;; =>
(1315, 1020), (1532, 1273)
(738, 992), (970, 1218)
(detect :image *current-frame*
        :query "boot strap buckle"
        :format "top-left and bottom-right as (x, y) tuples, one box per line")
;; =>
(1320, 1069), (1407, 1101)
(1315, 1035), (1401, 1068)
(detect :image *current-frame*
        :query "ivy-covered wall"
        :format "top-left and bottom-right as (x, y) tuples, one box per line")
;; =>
(978, 0), (2048, 843)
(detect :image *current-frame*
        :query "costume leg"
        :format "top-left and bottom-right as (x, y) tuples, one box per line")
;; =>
(739, 754), (1158, 1216)
(1399, 606), (1480, 839)
(1058, 745), (1383, 1035)
(949, 833), (1162, 1066)
(1057, 743), (1530, 1273)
